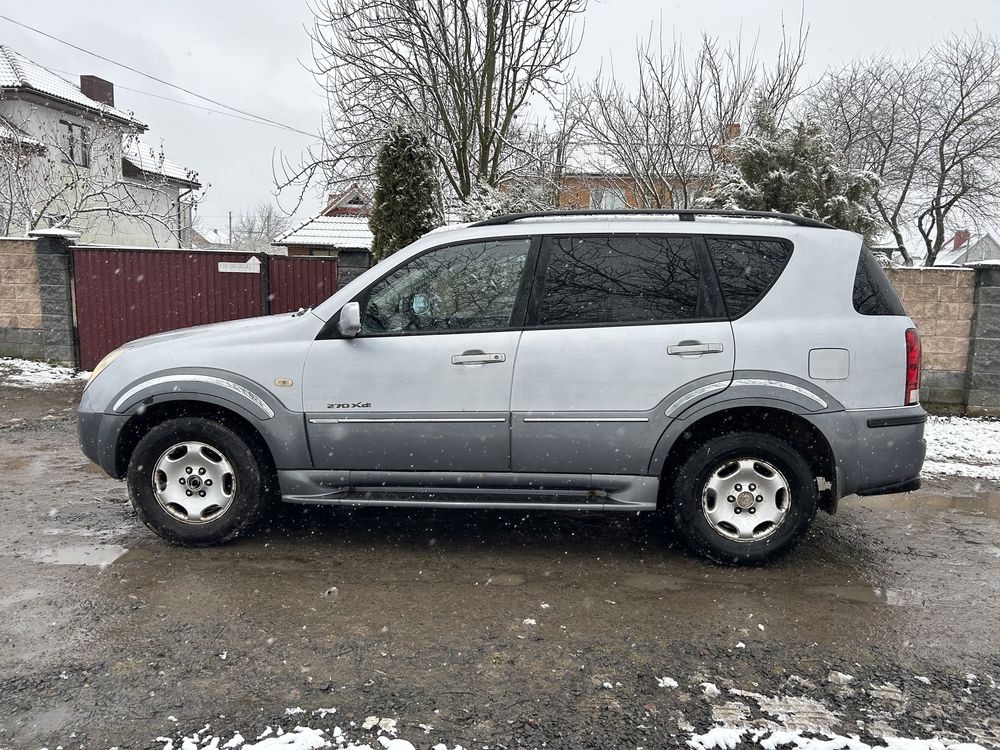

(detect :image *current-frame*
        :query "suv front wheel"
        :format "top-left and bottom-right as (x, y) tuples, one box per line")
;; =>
(668, 432), (818, 565)
(126, 417), (274, 545)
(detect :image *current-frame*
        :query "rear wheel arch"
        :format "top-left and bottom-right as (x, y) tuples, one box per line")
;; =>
(652, 404), (837, 513)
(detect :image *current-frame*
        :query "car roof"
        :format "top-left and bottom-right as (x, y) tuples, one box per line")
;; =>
(424, 210), (849, 246)
(470, 209), (835, 229)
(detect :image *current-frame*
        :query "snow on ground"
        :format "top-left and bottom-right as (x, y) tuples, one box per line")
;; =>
(0, 357), (88, 387)
(686, 725), (987, 750)
(149, 709), (989, 750)
(923, 416), (1000, 480)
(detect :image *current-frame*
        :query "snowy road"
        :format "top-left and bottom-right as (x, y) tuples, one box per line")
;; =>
(0, 379), (997, 750)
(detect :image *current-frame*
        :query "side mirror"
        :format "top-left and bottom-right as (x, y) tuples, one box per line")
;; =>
(337, 301), (362, 338)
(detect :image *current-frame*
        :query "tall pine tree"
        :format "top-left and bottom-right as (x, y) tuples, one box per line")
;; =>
(369, 123), (439, 262)
(706, 120), (882, 242)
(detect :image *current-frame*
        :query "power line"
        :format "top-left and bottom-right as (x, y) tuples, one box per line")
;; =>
(0, 12), (317, 138)
(46, 67), (315, 135)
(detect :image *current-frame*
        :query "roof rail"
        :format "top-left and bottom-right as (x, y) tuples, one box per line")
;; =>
(469, 208), (836, 230)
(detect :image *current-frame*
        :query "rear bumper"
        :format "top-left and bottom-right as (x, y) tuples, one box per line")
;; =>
(77, 409), (129, 479)
(808, 406), (926, 499)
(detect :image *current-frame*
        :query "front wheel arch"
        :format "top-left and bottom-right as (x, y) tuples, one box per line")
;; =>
(115, 400), (277, 481)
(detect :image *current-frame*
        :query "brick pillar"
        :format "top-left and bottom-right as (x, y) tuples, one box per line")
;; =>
(967, 265), (1000, 416)
(0, 234), (77, 365)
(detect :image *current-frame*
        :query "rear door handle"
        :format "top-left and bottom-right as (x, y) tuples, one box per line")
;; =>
(668, 342), (724, 356)
(451, 351), (506, 365)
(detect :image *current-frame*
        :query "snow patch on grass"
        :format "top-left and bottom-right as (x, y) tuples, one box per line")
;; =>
(0, 357), (88, 387)
(923, 416), (1000, 480)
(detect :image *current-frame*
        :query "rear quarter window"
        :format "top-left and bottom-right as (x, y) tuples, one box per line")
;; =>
(853, 246), (906, 316)
(706, 237), (793, 318)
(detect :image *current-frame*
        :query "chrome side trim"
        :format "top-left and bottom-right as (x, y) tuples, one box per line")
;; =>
(308, 417), (507, 424)
(731, 378), (828, 409)
(522, 417), (649, 423)
(113, 375), (275, 418)
(664, 380), (729, 417)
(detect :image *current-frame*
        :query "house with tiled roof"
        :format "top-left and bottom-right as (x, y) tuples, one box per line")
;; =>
(0, 45), (200, 247)
(272, 186), (373, 283)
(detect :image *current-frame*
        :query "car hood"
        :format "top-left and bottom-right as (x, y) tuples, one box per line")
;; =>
(121, 312), (309, 350)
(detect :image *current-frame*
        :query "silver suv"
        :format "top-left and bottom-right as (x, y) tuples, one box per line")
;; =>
(78, 209), (926, 564)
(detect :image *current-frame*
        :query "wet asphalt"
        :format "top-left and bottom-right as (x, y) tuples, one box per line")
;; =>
(0, 384), (998, 749)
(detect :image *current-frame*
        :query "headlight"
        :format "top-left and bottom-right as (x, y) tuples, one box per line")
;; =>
(85, 348), (125, 390)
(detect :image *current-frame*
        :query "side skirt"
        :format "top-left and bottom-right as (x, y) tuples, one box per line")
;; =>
(277, 470), (659, 511)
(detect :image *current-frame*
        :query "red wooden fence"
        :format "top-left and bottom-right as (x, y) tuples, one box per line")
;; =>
(72, 247), (337, 369)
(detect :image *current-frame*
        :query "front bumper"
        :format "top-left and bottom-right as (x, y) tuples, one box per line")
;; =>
(77, 410), (129, 479)
(808, 406), (926, 499)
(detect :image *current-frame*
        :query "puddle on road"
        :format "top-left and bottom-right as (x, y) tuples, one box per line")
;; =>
(800, 585), (926, 607)
(0, 455), (32, 471)
(486, 573), (525, 586)
(857, 492), (1000, 520)
(76, 461), (109, 476)
(620, 573), (926, 607)
(621, 573), (690, 592)
(28, 543), (129, 568)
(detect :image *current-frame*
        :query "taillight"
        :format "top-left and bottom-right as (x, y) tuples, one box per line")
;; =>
(905, 328), (921, 405)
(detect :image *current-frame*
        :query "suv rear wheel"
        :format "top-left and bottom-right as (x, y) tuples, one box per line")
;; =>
(668, 432), (818, 565)
(126, 417), (274, 545)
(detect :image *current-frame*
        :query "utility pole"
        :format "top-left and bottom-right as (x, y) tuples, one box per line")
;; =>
(228, 211), (232, 247)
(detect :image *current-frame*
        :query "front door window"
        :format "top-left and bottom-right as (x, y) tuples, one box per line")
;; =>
(361, 239), (531, 334)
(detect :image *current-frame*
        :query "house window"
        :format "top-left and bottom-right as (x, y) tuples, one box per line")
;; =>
(59, 120), (90, 167)
(589, 187), (626, 210)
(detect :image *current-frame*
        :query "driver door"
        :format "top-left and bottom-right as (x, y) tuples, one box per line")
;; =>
(302, 237), (534, 472)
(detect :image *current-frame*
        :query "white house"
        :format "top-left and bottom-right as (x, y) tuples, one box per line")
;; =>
(935, 230), (1000, 266)
(0, 45), (200, 247)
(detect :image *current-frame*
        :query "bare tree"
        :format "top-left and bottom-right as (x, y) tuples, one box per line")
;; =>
(810, 56), (927, 264)
(812, 34), (1000, 265)
(279, 0), (586, 207)
(0, 110), (198, 245)
(231, 202), (290, 253)
(916, 35), (1000, 264)
(577, 20), (808, 209)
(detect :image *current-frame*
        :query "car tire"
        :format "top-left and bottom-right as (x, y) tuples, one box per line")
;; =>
(126, 417), (275, 546)
(667, 431), (818, 565)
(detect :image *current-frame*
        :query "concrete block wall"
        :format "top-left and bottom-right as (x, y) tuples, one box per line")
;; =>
(0, 237), (76, 364)
(886, 267), (975, 407)
(337, 249), (371, 286)
(968, 265), (1000, 416)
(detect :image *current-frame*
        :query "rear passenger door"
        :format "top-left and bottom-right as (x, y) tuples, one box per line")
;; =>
(509, 233), (736, 476)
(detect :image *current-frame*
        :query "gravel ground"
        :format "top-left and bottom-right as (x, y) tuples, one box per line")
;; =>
(0, 380), (997, 749)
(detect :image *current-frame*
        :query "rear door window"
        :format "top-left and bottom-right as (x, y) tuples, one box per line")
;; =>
(532, 235), (713, 326)
(706, 237), (793, 318)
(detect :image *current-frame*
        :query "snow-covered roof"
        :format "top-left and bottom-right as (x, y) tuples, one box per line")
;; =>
(274, 215), (373, 250)
(0, 46), (142, 127)
(122, 139), (200, 187)
(564, 143), (621, 174)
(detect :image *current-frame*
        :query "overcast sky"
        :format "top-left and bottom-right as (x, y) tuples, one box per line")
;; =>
(3, 0), (998, 235)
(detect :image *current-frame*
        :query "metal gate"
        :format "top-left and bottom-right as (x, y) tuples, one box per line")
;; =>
(72, 247), (337, 369)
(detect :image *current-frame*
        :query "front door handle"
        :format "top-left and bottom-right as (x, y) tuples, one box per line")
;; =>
(668, 342), (724, 356)
(451, 351), (506, 365)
